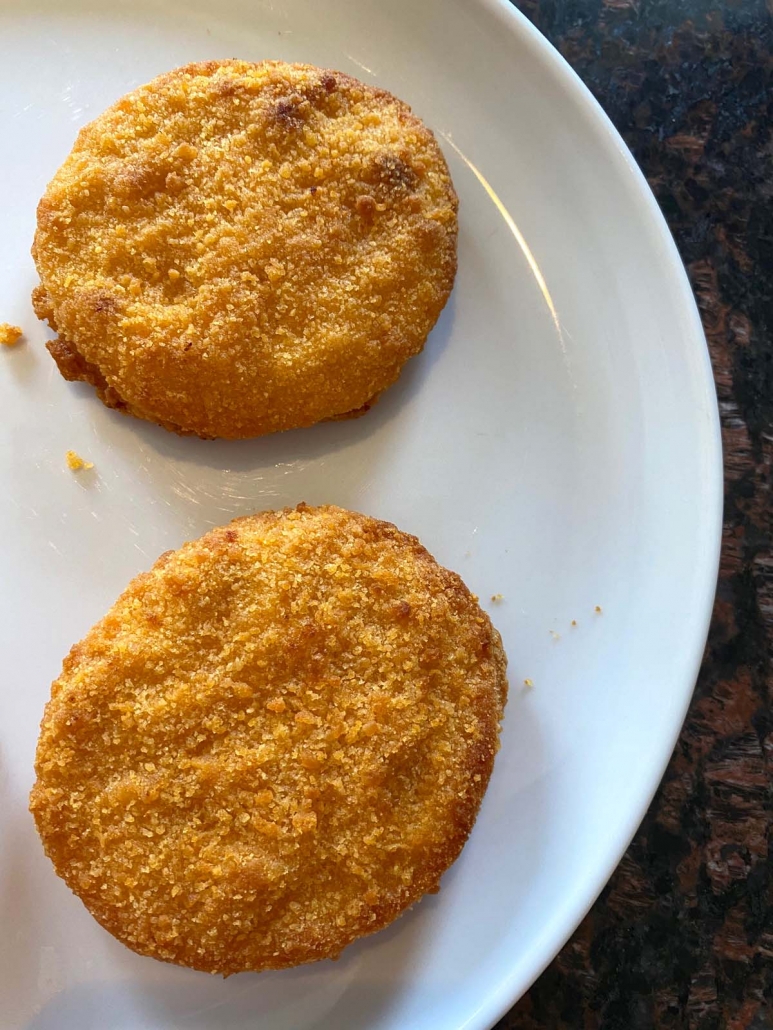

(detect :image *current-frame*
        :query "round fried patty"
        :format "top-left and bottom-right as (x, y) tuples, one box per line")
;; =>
(32, 60), (458, 438)
(30, 505), (507, 974)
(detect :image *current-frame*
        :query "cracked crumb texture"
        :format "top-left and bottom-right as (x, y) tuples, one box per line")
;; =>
(65, 450), (94, 471)
(30, 504), (507, 974)
(32, 60), (458, 439)
(0, 323), (22, 346)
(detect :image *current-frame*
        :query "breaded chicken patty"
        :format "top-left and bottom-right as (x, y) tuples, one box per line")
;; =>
(30, 505), (507, 974)
(32, 61), (458, 439)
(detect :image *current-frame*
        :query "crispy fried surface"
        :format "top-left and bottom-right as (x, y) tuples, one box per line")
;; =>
(30, 505), (506, 974)
(32, 61), (458, 439)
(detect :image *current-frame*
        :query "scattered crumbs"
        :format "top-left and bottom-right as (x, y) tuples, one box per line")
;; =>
(594, 605), (603, 614)
(65, 450), (94, 472)
(571, 619), (577, 627)
(523, 678), (534, 689)
(0, 323), (22, 347)
(549, 630), (560, 640)
(491, 593), (503, 603)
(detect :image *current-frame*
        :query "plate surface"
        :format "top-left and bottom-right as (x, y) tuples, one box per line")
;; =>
(0, 1), (722, 1028)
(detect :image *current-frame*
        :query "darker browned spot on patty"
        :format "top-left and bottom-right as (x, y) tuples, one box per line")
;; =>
(300, 75), (342, 114)
(46, 336), (97, 383)
(365, 152), (418, 195)
(102, 385), (128, 411)
(355, 195), (376, 221)
(324, 392), (380, 422)
(45, 336), (126, 412)
(272, 95), (307, 127)
(92, 292), (119, 315)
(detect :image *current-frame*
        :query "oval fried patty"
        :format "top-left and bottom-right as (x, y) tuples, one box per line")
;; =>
(30, 505), (507, 974)
(32, 61), (458, 438)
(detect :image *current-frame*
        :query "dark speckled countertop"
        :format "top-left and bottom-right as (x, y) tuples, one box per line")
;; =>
(497, 2), (773, 1028)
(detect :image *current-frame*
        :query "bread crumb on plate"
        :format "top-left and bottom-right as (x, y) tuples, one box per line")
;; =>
(65, 450), (94, 471)
(0, 323), (22, 346)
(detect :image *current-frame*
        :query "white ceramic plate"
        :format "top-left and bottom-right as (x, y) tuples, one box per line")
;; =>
(0, 1), (722, 1028)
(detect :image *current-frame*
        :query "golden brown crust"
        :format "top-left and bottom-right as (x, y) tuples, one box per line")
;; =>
(30, 505), (506, 974)
(32, 61), (458, 439)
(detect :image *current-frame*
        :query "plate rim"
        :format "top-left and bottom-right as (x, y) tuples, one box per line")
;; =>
(469, 2), (723, 1026)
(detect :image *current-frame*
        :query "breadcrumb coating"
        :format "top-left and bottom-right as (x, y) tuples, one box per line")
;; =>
(0, 323), (22, 346)
(32, 60), (458, 439)
(30, 505), (507, 974)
